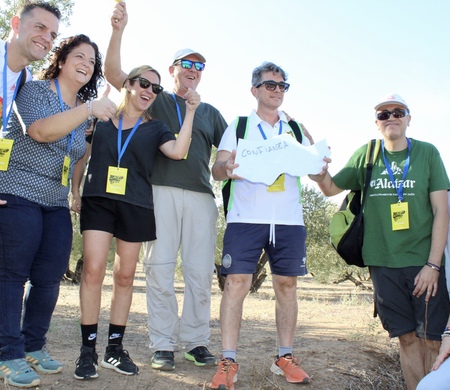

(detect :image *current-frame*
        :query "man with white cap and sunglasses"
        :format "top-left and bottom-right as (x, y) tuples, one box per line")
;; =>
(310, 93), (450, 389)
(105, 2), (227, 372)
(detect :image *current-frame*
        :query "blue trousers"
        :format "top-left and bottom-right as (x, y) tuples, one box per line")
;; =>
(0, 194), (71, 360)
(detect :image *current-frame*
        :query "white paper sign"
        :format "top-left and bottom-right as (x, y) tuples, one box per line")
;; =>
(234, 133), (331, 185)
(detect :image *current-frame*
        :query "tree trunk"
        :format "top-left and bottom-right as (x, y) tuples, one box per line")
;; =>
(62, 256), (83, 284)
(216, 250), (269, 293)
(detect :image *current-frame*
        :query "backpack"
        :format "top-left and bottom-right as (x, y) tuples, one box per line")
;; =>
(221, 116), (303, 217)
(18, 68), (27, 91)
(329, 139), (381, 267)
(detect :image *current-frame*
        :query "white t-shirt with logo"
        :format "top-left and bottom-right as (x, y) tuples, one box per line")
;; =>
(218, 110), (311, 226)
(0, 40), (32, 130)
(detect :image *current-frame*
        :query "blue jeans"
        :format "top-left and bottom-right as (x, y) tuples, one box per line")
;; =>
(0, 194), (72, 360)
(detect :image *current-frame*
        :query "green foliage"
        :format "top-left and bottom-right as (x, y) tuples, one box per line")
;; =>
(209, 147), (227, 267)
(302, 185), (370, 283)
(0, 0), (74, 73)
(212, 182), (370, 285)
(70, 212), (82, 264)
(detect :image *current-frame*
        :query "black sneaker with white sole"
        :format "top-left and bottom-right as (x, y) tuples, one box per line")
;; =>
(184, 346), (217, 366)
(74, 346), (98, 380)
(100, 345), (139, 375)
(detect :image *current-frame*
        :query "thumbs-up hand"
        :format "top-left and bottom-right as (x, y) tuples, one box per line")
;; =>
(91, 84), (116, 122)
(184, 88), (201, 112)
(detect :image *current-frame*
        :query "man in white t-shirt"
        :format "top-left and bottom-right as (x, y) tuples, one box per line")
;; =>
(209, 62), (316, 390)
(0, 2), (60, 206)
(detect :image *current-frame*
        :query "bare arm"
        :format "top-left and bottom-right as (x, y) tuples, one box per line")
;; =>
(159, 89), (200, 159)
(282, 111), (315, 145)
(212, 150), (242, 181)
(413, 189), (449, 299)
(300, 123), (315, 145)
(308, 163), (343, 197)
(70, 142), (92, 213)
(427, 190), (449, 265)
(27, 86), (116, 143)
(432, 328), (450, 371)
(104, 1), (128, 91)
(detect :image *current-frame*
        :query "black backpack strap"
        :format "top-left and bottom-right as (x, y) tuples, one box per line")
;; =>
(361, 139), (377, 210)
(222, 116), (248, 217)
(236, 116), (247, 141)
(18, 68), (27, 91)
(287, 120), (303, 143)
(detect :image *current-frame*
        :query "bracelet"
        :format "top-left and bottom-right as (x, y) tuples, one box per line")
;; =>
(426, 262), (441, 272)
(441, 330), (450, 340)
(86, 101), (95, 121)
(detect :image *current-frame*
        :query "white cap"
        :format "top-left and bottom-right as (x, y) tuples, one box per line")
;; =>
(374, 93), (409, 111)
(172, 48), (206, 64)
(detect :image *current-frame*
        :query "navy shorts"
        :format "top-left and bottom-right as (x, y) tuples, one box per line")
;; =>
(80, 196), (156, 242)
(220, 223), (307, 276)
(370, 266), (450, 340)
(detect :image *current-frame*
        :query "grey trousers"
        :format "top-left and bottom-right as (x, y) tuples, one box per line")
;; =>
(143, 185), (218, 352)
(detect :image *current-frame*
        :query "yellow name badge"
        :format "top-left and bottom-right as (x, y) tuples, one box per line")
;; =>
(0, 138), (13, 171)
(391, 202), (409, 231)
(106, 166), (128, 195)
(61, 155), (70, 187)
(267, 174), (285, 192)
(174, 133), (192, 160)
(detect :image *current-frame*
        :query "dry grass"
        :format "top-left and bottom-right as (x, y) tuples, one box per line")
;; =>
(11, 270), (409, 390)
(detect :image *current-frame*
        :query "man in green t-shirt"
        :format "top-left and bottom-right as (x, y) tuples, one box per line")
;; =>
(311, 93), (450, 390)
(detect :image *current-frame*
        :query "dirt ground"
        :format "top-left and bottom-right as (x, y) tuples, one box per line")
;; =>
(2, 269), (407, 390)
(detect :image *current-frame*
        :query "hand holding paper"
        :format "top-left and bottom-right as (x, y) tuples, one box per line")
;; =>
(233, 133), (331, 185)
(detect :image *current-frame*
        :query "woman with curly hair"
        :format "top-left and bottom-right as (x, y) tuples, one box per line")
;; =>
(0, 34), (116, 388)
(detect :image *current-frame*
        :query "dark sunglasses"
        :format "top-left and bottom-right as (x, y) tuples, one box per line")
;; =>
(175, 59), (206, 71)
(376, 108), (409, 121)
(130, 77), (164, 94)
(255, 80), (290, 92)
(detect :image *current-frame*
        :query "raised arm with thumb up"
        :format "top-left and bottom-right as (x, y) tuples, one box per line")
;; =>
(91, 84), (117, 122)
(28, 84), (115, 143)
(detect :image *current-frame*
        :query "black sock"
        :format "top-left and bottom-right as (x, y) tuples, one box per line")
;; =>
(108, 323), (126, 347)
(81, 323), (98, 350)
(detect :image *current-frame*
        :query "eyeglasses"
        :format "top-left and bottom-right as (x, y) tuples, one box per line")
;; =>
(254, 80), (290, 92)
(376, 108), (409, 121)
(175, 59), (206, 71)
(130, 77), (164, 94)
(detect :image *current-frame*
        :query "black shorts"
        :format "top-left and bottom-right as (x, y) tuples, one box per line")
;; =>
(80, 196), (156, 242)
(370, 266), (450, 340)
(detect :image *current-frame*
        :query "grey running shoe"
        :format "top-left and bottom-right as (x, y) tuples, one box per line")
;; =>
(151, 350), (175, 371)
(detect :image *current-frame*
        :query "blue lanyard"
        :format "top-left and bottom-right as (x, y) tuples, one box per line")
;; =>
(2, 42), (23, 132)
(171, 93), (183, 129)
(54, 78), (75, 154)
(117, 116), (142, 166)
(381, 138), (411, 202)
(257, 121), (282, 140)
